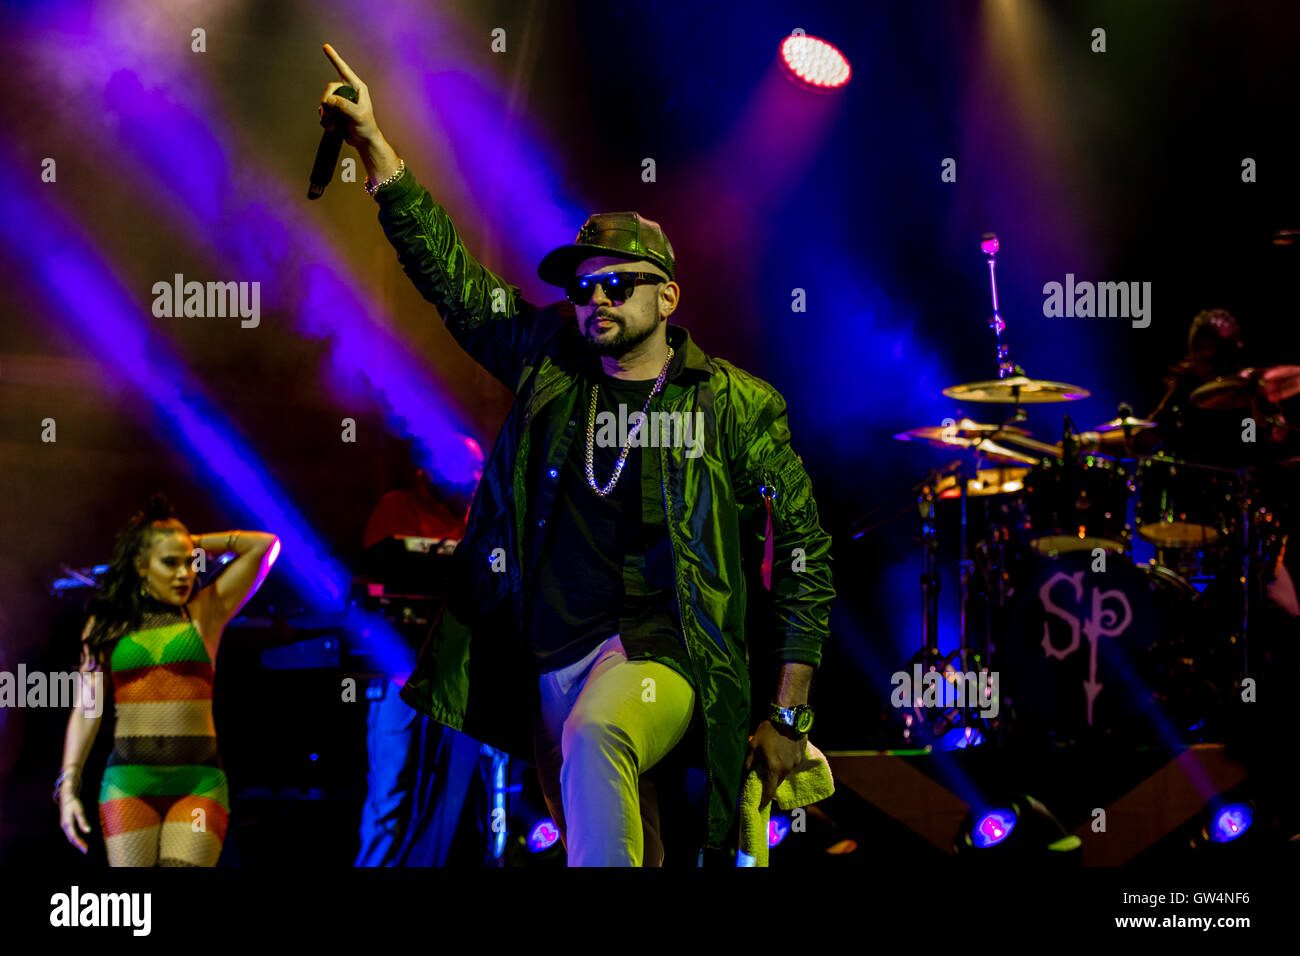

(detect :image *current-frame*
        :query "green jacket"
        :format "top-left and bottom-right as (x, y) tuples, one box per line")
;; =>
(377, 169), (834, 856)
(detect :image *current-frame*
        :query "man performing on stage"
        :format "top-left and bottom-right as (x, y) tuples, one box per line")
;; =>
(317, 43), (834, 865)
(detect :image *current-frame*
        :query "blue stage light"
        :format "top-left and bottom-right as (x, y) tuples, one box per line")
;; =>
(768, 813), (791, 848)
(971, 808), (1018, 847)
(528, 819), (561, 852)
(1207, 803), (1253, 844)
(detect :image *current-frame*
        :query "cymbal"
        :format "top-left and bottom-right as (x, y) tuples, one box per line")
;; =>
(1088, 415), (1159, 453)
(893, 417), (1028, 448)
(942, 375), (1090, 404)
(893, 419), (1039, 465)
(1094, 415), (1156, 433)
(1189, 373), (1254, 410)
(1190, 365), (1300, 409)
(936, 466), (1029, 499)
(1261, 365), (1300, 403)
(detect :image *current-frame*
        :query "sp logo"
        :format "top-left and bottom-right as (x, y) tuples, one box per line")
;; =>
(1038, 571), (1133, 727)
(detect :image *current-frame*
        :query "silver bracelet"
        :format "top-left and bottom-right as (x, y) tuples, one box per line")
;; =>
(53, 768), (81, 805)
(365, 157), (406, 197)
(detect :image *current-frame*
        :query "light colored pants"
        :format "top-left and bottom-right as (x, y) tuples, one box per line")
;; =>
(531, 634), (695, 866)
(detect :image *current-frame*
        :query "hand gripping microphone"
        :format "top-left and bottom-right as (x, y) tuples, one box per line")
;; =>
(308, 85), (359, 200)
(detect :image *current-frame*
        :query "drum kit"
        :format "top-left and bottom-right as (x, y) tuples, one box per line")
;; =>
(866, 235), (1295, 748)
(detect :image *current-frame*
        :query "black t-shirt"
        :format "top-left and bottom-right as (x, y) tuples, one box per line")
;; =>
(524, 349), (692, 679)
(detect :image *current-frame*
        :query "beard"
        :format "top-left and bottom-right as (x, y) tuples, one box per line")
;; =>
(585, 314), (658, 357)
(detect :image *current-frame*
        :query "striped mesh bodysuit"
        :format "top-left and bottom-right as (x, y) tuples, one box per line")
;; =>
(97, 603), (230, 866)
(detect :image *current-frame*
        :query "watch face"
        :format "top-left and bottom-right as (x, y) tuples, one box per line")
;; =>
(795, 708), (814, 734)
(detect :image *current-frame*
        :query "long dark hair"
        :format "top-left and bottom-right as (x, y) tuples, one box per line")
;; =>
(1162, 308), (1246, 393)
(83, 494), (187, 669)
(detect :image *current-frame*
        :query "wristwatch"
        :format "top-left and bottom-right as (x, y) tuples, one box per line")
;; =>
(768, 702), (814, 736)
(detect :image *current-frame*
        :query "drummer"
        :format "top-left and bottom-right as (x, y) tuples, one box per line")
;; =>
(1147, 308), (1293, 463)
(1145, 307), (1298, 617)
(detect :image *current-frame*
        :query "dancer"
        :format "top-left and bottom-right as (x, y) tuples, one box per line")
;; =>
(57, 494), (280, 865)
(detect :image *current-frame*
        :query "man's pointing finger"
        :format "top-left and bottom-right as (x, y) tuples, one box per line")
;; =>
(322, 43), (362, 88)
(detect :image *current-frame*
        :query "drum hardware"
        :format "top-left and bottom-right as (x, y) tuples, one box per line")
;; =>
(970, 233), (1089, 406)
(896, 453), (1008, 746)
(917, 471), (942, 661)
(875, 232), (1295, 747)
(896, 431), (1237, 744)
(848, 479), (937, 540)
(935, 466), (1028, 499)
(893, 418), (1040, 466)
(980, 232), (1014, 380)
(891, 232), (1098, 745)
(1000, 430), (1079, 459)
(914, 644), (997, 744)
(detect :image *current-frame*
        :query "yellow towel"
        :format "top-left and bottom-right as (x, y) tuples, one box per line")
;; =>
(736, 740), (835, 866)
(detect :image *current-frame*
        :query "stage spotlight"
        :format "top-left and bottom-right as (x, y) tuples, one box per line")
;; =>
(1208, 804), (1253, 843)
(956, 795), (1082, 861)
(779, 35), (851, 91)
(504, 763), (566, 866)
(1193, 798), (1256, 848)
(527, 818), (561, 853)
(971, 808), (1017, 848)
(769, 813), (791, 848)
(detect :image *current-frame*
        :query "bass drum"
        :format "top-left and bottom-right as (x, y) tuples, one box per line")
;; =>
(998, 550), (1220, 745)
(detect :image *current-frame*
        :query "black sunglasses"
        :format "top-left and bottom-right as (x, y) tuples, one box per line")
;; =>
(565, 271), (665, 306)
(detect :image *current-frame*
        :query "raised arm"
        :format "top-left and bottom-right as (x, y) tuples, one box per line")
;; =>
(319, 43), (557, 389)
(190, 531), (281, 637)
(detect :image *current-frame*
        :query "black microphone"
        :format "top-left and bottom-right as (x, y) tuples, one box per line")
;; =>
(308, 85), (359, 200)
